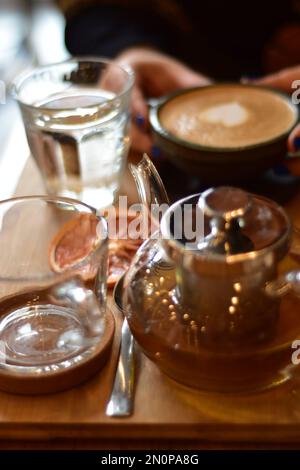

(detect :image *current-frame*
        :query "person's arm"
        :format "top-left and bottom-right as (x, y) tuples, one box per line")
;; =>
(246, 66), (300, 174)
(115, 47), (212, 153)
(58, 1), (212, 154)
(61, 3), (174, 58)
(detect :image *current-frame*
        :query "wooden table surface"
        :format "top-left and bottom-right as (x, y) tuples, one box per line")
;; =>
(1, 158), (300, 450)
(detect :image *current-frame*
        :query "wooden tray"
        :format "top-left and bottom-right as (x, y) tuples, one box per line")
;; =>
(0, 158), (300, 446)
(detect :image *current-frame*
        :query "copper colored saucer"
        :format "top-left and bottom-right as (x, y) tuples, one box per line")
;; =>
(0, 309), (115, 395)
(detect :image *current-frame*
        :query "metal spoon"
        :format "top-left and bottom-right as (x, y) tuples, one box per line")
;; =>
(107, 154), (166, 417)
(106, 275), (135, 417)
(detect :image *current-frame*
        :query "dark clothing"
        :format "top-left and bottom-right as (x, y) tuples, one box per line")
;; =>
(62, 0), (300, 80)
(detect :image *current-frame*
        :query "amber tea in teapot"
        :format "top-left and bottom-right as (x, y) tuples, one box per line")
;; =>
(124, 156), (300, 392)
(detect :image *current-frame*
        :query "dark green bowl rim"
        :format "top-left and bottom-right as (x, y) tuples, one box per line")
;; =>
(149, 83), (300, 154)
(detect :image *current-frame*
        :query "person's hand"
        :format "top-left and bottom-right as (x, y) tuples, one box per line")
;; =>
(286, 136), (300, 176)
(248, 65), (300, 93)
(244, 66), (300, 175)
(115, 47), (212, 154)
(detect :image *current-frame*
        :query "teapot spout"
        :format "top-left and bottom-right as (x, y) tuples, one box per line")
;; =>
(129, 153), (170, 224)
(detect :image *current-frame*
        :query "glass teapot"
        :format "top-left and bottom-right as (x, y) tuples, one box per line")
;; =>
(123, 155), (300, 392)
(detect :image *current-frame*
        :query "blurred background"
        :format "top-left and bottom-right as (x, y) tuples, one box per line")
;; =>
(0, 0), (69, 197)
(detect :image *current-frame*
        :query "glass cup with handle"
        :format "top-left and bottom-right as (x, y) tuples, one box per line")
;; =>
(11, 57), (134, 209)
(0, 195), (108, 374)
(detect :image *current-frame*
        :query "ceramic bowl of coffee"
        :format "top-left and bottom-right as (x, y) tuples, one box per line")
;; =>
(149, 84), (299, 183)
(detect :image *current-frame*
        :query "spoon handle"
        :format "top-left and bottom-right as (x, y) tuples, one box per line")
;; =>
(106, 318), (135, 417)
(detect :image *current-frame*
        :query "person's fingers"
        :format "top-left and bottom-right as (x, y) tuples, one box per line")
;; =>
(286, 123), (300, 176)
(286, 158), (300, 177)
(116, 47), (212, 102)
(131, 84), (148, 118)
(174, 68), (212, 88)
(130, 122), (152, 154)
(288, 122), (300, 152)
(130, 83), (150, 132)
(147, 63), (212, 96)
(97, 62), (130, 95)
(243, 66), (300, 93)
(251, 73), (291, 92)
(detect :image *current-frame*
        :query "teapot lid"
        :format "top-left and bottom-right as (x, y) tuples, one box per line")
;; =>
(161, 187), (291, 268)
(197, 186), (289, 255)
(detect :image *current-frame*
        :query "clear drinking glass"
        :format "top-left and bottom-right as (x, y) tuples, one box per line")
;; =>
(12, 58), (134, 209)
(0, 196), (108, 372)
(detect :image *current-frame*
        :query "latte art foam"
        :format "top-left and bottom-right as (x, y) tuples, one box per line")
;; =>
(198, 102), (249, 127)
(160, 86), (297, 148)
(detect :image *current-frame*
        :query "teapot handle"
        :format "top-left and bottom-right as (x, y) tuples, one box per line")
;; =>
(129, 154), (170, 229)
(130, 154), (169, 207)
(265, 270), (300, 298)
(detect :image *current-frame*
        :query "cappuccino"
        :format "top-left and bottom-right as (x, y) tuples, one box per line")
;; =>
(159, 85), (297, 149)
